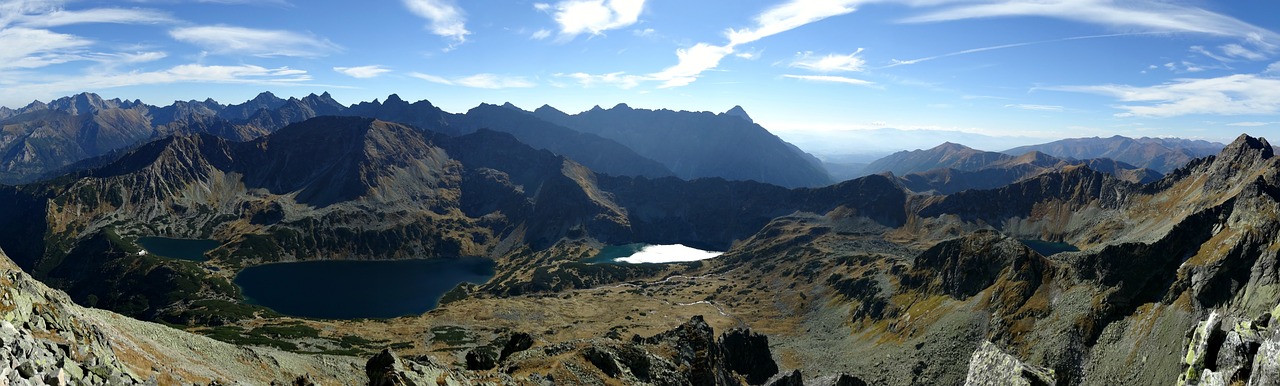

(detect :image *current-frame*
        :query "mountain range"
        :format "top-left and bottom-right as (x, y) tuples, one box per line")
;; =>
(0, 92), (824, 188)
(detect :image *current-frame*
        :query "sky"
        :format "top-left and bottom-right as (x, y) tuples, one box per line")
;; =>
(3, 0), (1280, 156)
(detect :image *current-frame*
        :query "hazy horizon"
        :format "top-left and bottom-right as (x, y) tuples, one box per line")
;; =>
(3, 0), (1278, 150)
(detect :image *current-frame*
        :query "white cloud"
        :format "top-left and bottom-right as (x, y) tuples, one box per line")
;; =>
(791, 49), (866, 72)
(333, 65), (391, 78)
(547, 0), (644, 39)
(531, 29), (551, 40)
(727, 0), (859, 46)
(651, 43), (735, 88)
(1004, 104), (1064, 112)
(0, 63), (311, 106)
(17, 8), (173, 27)
(1055, 74), (1280, 117)
(0, 27), (91, 70)
(566, 0), (864, 88)
(902, 0), (1279, 45)
(632, 27), (654, 37)
(402, 0), (469, 46)
(1227, 121), (1271, 127)
(533, 2), (551, 12)
(557, 72), (644, 89)
(1268, 62), (1280, 75)
(409, 72), (535, 89)
(1222, 44), (1266, 61)
(170, 25), (339, 57)
(783, 74), (875, 86)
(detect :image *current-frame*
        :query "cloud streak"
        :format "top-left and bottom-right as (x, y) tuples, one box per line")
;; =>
(901, 0), (1279, 44)
(170, 25), (340, 57)
(791, 49), (866, 72)
(783, 74), (875, 86)
(0, 63), (312, 106)
(334, 65), (391, 79)
(402, 0), (470, 46)
(17, 8), (174, 27)
(1004, 104), (1064, 112)
(1053, 74), (1280, 117)
(409, 72), (536, 89)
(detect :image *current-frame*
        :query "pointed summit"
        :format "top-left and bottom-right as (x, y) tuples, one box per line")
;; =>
(723, 105), (753, 123)
(48, 92), (114, 115)
(612, 103), (632, 110)
(384, 94), (407, 105)
(249, 91), (281, 104)
(1220, 134), (1274, 161)
(500, 102), (523, 111)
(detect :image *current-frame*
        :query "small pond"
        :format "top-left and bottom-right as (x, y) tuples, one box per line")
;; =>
(1019, 239), (1080, 256)
(136, 237), (220, 262)
(234, 258), (495, 319)
(588, 243), (724, 264)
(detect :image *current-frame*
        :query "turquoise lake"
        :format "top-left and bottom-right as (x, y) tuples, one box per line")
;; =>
(234, 258), (495, 319)
(136, 237), (220, 262)
(1019, 239), (1080, 256)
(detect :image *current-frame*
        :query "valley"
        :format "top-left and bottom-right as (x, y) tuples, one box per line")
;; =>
(2, 91), (1279, 385)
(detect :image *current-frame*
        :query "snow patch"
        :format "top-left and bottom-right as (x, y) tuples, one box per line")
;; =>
(614, 244), (723, 264)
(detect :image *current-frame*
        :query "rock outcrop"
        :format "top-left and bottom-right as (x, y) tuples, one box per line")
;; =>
(1177, 307), (1280, 386)
(964, 341), (1055, 386)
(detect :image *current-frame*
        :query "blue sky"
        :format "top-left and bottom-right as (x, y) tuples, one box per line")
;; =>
(3, 0), (1280, 154)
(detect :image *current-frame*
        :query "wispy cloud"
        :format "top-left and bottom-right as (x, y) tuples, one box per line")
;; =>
(791, 49), (866, 72)
(409, 72), (536, 89)
(1004, 104), (1064, 112)
(727, 0), (859, 46)
(901, 0), (1279, 44)
(1227, 121), (1272, 127)
(886, 32), (1162, 68)
(531, 29), (551, 40)
(651, 0), (861, 88)
(170, 25), (340, 57)
(1221, 44), (1267, 61)
(334, 65), (391, 79)
(782, 74), (875, 87)
(0, 27), (91, 70)
(0, 63), (311, 106)
(556, 72), (644, 89)
(544, 0), (645, 40)
(402, 0), (469, 47)
(1053, 74), (1280, 117)
(16, 8), (174, 27)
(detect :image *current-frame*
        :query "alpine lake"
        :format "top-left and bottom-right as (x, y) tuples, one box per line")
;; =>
(137, 236), (495, 319)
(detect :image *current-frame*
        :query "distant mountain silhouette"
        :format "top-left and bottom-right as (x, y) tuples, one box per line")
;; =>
(863, 142), (1160, 194)
(531, 103), (832, 188)
(1002, 135), (1224, 173)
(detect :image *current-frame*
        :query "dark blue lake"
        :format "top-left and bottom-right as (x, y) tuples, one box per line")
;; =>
(137, 237), (220, 262)
(234, 258), (495, 319)
(1019, 239), (1080, 256)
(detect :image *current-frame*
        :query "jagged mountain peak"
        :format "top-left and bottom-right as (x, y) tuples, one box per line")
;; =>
(533, 104), (565, 116)
(250, 91), (280, 103)
(1222, 133), (1274, 159)
(612, 103), (632, 110)
(47, 92), (118, 115)
(384, 93), (407, 105)
(500, 102), (523, 111)
(722, 105), (753, 123)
